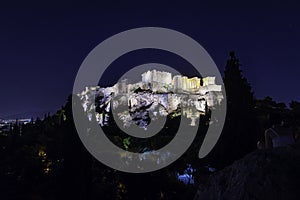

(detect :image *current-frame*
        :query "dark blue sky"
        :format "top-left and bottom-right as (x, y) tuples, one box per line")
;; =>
(0, 0), (299, 118)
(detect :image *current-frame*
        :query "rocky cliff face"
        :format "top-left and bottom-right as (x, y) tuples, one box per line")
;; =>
(194, 144), (300, 200)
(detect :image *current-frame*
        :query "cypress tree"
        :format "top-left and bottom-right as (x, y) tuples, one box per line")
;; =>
(213, 52), (259, 167)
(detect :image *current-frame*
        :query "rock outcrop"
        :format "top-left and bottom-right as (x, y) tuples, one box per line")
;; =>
(194, 144), (300, 200)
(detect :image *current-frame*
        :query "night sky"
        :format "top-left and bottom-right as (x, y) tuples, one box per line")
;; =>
(1, 0), (299, 118)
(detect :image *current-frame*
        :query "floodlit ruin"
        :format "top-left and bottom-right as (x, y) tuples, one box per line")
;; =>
(78, 70), (224, 128)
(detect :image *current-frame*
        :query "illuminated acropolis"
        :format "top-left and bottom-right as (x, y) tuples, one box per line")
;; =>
(78, 69), (224, 127)
(112, 69), (222, 95)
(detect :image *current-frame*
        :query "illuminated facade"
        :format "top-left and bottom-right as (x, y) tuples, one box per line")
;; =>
(77, 69), (224, 126)
(141, 70), (172, 85)
(174, 76), (201, 92)
(141, 70), (172, 92)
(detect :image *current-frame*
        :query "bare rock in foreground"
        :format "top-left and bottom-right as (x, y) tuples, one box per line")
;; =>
(194, 144), (300, 200)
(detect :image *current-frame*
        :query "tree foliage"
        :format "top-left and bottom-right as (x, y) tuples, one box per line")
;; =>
(209, 52), (260, 168)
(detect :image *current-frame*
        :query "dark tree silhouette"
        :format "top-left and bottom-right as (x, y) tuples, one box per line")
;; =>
(290, 101), (300, 130)
(58, 95), (93, 200)
(211, 52), (259, 168)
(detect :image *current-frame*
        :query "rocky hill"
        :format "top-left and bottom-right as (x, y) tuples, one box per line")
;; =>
(194, 144), (300, 200)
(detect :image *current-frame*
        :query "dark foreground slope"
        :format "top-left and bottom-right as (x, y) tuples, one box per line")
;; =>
(194, 144), (300, 200)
